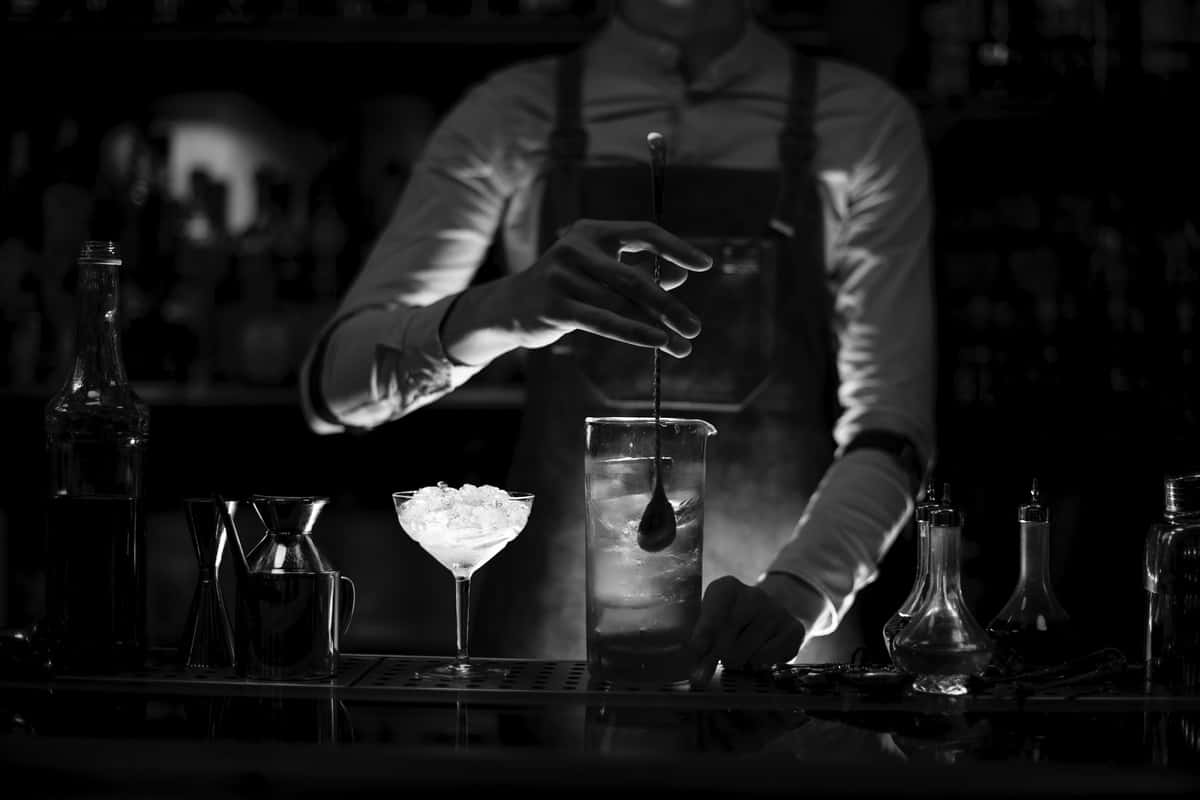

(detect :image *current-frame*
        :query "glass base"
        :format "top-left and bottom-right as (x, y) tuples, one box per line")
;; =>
(418, 661), (510, 681)
(911, 673), (971, 696)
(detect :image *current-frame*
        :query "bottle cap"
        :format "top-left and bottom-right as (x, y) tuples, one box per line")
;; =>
(928, 501), (963, 529)
(1018, 478), (1049, 524)
(79, 241), (121, 266)
(1165, 473), (1200, 516)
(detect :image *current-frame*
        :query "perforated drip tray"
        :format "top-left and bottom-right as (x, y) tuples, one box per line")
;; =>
(352, 656), (786, 705)
(52, 653), (378, 691)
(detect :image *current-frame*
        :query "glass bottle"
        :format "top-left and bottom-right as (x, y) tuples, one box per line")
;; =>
(1144, 473), (1200, 694)
(892, 501), (993, 695)
(986, 480), (1074, 673)
(44, 241), (150, 673)
(883, 478), (941, 660)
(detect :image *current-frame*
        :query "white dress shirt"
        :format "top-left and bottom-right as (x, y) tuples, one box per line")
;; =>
(300, 17), (935, 644)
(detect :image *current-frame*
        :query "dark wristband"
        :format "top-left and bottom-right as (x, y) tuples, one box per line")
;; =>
(842, 429), (925, 495)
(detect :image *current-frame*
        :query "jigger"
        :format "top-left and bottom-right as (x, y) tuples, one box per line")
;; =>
(180, 498), (239, 669)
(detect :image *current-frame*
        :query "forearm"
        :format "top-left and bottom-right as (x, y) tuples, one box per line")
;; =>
(313, 275), (533, 430)
(761, 448), (915, 638)
(305, 299), (471, 431)
(438, 276), (528, 367)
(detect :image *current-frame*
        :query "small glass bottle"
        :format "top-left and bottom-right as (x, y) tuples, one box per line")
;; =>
(44, 241), (150, 673)
(892, 501), (993, 695)
(1144, 473), (1200, 694)
(883, 478), (941, 660)
(986, 480), (1074, 673)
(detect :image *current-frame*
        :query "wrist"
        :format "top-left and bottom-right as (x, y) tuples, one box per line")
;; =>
(758, 572), (833, 643)
(439, 278), (526, 366)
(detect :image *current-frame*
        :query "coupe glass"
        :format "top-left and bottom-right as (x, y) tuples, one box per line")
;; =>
(393, 486), (534, 680)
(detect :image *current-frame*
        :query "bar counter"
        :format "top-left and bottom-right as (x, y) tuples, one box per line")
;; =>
(2, 651), (1198, 798)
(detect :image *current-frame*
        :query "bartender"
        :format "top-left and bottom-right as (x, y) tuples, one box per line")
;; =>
(300, 0), (934, 677)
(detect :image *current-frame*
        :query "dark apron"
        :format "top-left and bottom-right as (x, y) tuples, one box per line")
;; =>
(474, 49), (861, 662)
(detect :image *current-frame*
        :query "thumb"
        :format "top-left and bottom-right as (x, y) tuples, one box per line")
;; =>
(688, 576), (740, 655)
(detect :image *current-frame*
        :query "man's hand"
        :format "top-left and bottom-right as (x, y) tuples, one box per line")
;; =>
(441, 218), (711, 367)
(688, 576), (807, 689)
(507, 218), (712, 353)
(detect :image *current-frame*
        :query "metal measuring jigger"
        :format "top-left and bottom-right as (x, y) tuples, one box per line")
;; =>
(180, 498), (239, 670)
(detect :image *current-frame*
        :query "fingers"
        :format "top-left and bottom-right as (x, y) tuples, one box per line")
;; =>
(654, 260), (689, 291)
(557, 299), (670, 352)
(687, 577), (807, 688)
(567, 242), (701, 339)
(757, 623), (807, 668)
(722, 613), (779, 670)
(690, 576), (742, 656)
(574, 219), (712, 273)
(707, 586), (758, 670)
(539, 219), (708, 357)
(688, 576), (742, 687)
(552, 269), (694, 358)
(558, 299), (693, 359)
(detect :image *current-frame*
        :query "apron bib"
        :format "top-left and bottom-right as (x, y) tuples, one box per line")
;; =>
(474, 49), (859, 662)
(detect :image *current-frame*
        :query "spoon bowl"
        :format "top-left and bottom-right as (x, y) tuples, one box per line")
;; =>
(637, 459), (677, 552)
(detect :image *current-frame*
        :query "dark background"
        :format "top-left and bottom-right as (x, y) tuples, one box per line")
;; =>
(1, 0), (1198, 663)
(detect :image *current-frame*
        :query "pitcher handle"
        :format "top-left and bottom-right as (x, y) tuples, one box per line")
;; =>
(338, 576), (357, 636)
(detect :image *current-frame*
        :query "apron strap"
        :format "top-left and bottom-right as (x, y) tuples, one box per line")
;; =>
(549, 48), (587, 237)
(767, 48), (842, 430)
(769, 50), (818, 239)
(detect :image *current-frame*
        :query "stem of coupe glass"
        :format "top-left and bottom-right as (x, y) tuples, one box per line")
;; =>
(454, 575), (470, 669)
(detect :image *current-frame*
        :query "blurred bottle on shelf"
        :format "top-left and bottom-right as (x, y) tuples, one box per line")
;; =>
(1, 126), (42, 386)
(221, 165), (293, 387)
(8, 0), (42, 22)
(269, 178), (308, 304)
(921, 0), (974, 99)
(39, 115), (97, 386)
(121, 130), (189, 383)
(0, 233), (42, 387)
(309, 185), (348, 306)
(170, 166), (233, 386)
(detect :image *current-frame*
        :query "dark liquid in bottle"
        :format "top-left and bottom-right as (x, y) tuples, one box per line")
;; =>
(236, 572), (340, 681)
(45, 494), (146, 673)
(1154, 588), (1200, 694)
(987, 621), (1076, 674)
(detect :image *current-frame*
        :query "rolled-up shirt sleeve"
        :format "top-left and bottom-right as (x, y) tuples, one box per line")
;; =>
(299, 67), (540, 433)
(762, 87), (935, 640)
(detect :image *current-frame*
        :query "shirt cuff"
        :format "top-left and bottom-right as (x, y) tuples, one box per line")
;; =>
(756, 571), (837, 646)
(370, 293), (486, 418)
(761, 447), (915, 639)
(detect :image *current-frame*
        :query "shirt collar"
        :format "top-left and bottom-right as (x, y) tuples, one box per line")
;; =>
(591, 13), (772, 85)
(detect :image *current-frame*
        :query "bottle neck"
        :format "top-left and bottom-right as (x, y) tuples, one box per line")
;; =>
(1018, 521), (1054, 593)
(928, 524), (964, 599)
(68, 262), (128, 391)
(916, 520), (931, 580)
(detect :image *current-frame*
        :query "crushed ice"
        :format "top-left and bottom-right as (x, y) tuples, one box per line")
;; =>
(397, 482), (531, 542)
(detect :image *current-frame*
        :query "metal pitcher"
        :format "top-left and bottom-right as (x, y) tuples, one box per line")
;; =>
(221, 495), (356, 681)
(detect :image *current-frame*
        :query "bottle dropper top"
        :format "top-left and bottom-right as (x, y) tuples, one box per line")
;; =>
(915, 475), (940, 524)
(928, 482), (962, 528)
(1018, 478), (1049, 524)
